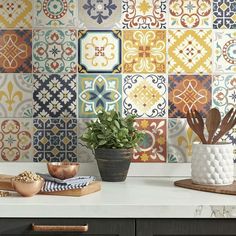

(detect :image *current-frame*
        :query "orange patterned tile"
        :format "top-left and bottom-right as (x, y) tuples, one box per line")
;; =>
(168, 75), (212, 118)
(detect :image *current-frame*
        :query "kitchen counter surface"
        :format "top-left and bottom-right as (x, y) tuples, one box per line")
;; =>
(1, 177), (236, 218)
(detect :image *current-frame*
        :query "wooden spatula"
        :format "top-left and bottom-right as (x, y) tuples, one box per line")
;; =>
(205, 108), (221, 144)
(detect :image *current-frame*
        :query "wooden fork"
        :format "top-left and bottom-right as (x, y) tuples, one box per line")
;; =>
(186, 109), (207, 144)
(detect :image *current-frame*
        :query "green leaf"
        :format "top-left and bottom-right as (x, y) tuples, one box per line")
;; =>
(99, 140), (107, 146)
(114, 120), (120, 129)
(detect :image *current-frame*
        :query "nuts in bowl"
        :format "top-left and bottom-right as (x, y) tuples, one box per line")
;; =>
(47, 162), (79, 180)
(12, 171), (44, 197)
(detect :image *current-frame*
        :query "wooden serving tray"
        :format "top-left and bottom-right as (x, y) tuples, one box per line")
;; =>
(174, 179), (236, 195)
(0, 174), (101, 197)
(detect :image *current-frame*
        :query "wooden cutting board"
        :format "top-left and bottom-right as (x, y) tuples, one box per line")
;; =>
(174, 179), (236, 195)
(0, 174), (101, 197)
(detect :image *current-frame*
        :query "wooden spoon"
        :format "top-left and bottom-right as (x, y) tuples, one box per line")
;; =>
(212, 108), (236, 144)
(205, 108), (221, 144)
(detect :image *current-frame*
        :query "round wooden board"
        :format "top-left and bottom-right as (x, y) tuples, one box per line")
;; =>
(174, 179), (236, 195)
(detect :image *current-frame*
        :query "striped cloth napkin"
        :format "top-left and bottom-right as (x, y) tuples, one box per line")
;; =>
(38, 174), (96, 192)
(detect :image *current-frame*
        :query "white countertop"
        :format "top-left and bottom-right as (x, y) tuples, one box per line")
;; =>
(1, 177), (236, 218)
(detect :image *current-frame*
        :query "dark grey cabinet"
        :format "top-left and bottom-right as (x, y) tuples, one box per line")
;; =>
(136, 219), (236, 236)
(1, 218), (236, 236)
(0, 218), (135, 236)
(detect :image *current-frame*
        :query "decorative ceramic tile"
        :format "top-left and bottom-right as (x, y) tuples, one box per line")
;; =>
(212, 75), (236, 117)
(133, 119), (166, 162)
(78, 0), (121, 29)
(78, 30), (121, 73)
(168, 75), (212, 118)
(123, 30), (166, 73)
(168, 118), (200, 163)
(122, 0), (166, 29)
(213, 0), (236, 29)
(78, 118), (95, 162)
(214, 30), (236, 73)
(33, 74), (76, 118)
(33, 118), (77, 162)
(78, 74), (122, 118)
(0, 74), (32, 118)
(0, 119), (32, 161)
(169, 0), (211, 28)
(33, 29), (77, 73)
(123, 74), (167, 118)
(0, 30), (32, 73)
(34, 0), (77, 27)
(168, 30), (212, 74)
(0, 0), (32, 28)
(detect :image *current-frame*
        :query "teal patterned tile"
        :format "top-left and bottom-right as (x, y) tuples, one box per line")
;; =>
(214, 30), (236, 73)
(213, 75), (236, 117)
(33, 29), (77, 73)
(78, 74), (122, 118)
(34, 0), (77, 27)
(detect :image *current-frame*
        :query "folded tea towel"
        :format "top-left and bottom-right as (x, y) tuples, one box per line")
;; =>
(37, 174), (95, 192)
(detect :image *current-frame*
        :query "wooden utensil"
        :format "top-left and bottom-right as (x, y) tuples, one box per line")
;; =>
(205, 108), (221, 144)
(0, 174), (101, 197)
(175, 179), (236, 195)
(186, 110), (207, 144)
(212, 108), (236, 144)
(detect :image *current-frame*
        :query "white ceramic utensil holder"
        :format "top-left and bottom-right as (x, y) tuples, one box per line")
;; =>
(191, 143), (234, 185)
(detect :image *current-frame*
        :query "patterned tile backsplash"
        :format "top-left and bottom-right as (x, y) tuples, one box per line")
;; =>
(0, 0), (235, 163)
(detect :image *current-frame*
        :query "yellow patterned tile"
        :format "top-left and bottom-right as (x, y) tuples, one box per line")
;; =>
(123, 30), (166, 73)
(0, 0), (32, 28)
(168, 30), (212, 74)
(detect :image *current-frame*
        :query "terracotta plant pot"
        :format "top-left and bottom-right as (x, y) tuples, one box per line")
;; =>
(191, 143), (234, 186)
(95, 148), (132, 182)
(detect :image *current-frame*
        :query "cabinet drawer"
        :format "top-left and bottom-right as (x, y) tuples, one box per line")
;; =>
(136, 219), (236, 236)
(0, 218), (135, 236)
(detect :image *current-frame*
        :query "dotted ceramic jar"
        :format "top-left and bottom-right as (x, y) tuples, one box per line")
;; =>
(191, 143), (234, 186)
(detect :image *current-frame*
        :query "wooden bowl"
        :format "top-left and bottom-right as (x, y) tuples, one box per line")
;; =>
(47, 162), (79, 180)
(12, 179), (44, 197)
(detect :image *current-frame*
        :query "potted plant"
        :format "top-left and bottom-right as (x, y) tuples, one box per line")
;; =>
(81, 110), (143, 182)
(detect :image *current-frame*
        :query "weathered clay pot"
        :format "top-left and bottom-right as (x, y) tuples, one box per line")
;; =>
(95, 148), (132, 182)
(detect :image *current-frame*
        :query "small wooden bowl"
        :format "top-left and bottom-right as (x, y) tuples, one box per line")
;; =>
(12, 179), (44, 197)
(47, 162), (79, 180)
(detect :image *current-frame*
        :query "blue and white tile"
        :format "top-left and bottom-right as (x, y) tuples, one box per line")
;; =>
(33, 74), (76, 118)
(33, 118), (77, 162)
(78, 0), (121, 29)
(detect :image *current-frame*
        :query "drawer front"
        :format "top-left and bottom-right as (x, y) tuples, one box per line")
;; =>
(136, 219), (236, 236)
(0, 218), (135, 236)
